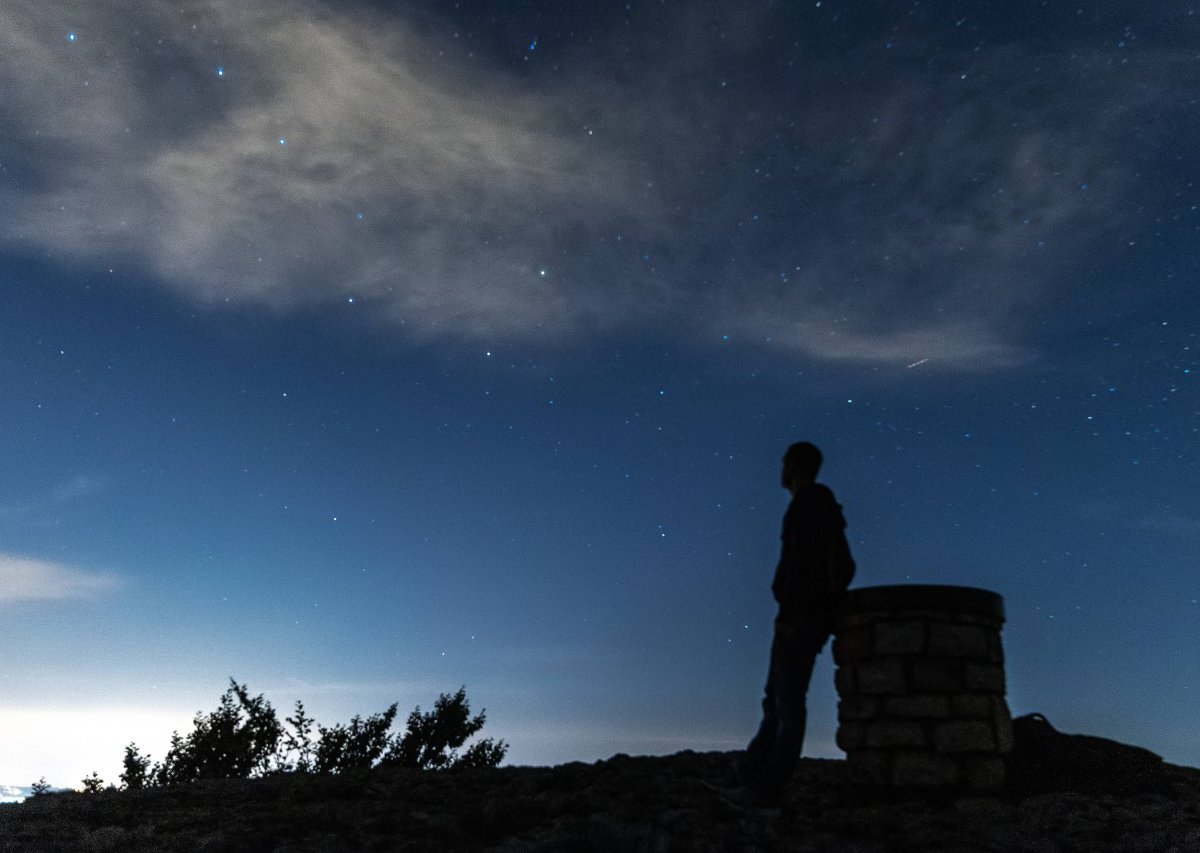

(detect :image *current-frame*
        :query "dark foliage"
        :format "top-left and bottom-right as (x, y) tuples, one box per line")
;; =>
(313, 705), (398, 774)
(120, 743), (152, 790)
(117, 680), (506, 791)
(279, 701), (317, 773)
(80, 772), (105, 794)
(383, 687), (506, 770)
(152, 680), (283, 785)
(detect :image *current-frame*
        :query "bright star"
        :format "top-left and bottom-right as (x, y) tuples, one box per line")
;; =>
(67, 32), (77, 42)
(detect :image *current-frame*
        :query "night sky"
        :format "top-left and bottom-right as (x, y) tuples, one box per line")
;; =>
(1, 0), (1197, 787)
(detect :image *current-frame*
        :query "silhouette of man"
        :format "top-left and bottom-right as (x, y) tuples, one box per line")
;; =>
(734, 441), (855, 804)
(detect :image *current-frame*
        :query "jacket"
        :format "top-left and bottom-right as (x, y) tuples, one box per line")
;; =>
(770, 482), (855, 626)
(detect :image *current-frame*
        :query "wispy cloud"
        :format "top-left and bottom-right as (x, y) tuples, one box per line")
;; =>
(50, 475), (104, 504)
(0, 476), (105, 523)
(0, 554), (120, 603)
(1134, 513), (1200, 541)
(0, 1), (1186, 367)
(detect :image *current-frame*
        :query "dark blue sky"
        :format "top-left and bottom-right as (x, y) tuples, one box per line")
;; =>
(0, 0), (1197, 785)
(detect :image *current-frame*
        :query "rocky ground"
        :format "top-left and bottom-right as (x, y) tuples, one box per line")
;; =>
(1, 749), (1198, 852)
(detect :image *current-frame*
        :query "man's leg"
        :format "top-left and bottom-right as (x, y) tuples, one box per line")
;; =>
(745, 624), (830, 798)
(736, 638), (781, 784)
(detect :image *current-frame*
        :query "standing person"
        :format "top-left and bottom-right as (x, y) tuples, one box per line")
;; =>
(733, 441), (855, 805)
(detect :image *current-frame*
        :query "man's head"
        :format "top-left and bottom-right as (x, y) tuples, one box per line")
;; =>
(782, 442), (823, 492)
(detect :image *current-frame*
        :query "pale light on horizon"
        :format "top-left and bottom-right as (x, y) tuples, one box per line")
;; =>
(0, 707), (193, 789)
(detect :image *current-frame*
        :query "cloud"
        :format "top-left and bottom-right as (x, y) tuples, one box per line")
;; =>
(0, 554), (120, 603)
(1134, 513), (1200, 541)
(50, 475), (104, 504)
(0, 1), (1186, 366)
(2, 0), (648, 337)
(0, 475), (105, 522)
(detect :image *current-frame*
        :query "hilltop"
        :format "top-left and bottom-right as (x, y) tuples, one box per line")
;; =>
(2, 747), (1198, 852)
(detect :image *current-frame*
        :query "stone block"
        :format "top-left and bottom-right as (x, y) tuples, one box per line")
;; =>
(963, 662), (1005, 692)
(933, 720), (996, 754)
(891, 751), (959, 788)
(883, 694), (951, 719)
(865, 720), (927, 748)
(950, 694), (993, 718)
(839, 611), (875, 629)
(985, 632), (1006, 664)
(856, 657), (908, 694)
(906, 611), (1002, 628)
(993, 707), (1014, 754)
(954, 613), (1004, 629)
(910, 658), (963, 691)
(832, 626), (873, 666)
(836, 721), (866, 752)
(873, 620), (926, 655)
(883, 609), (952, 624)
(925, 623), (989, 659)
(838, 695), (880, 721)
(847, 750), (890, 785)
(834, 665), (856, 696)
(960, 756), (1006, 792)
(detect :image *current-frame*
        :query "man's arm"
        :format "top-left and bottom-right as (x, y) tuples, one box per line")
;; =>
(775, 485), (853, 619)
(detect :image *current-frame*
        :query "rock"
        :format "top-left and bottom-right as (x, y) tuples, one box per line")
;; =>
(865, 720), (928, 749)
(933, 720), (996, 754)
(1, 747), (1197, 851)
(872, 621), (926, 655)
(925, 623), (990, 658)
(883, 693), (951, 719)
(1007, 713), (1173, 797)
(855, 657), (908, 694)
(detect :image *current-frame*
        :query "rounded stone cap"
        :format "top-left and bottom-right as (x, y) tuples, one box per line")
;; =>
(843, 584), (1005, 621)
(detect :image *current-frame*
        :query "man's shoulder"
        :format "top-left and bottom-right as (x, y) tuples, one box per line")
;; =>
(785, 483), (838, 519)
(797, 482), (837, 504)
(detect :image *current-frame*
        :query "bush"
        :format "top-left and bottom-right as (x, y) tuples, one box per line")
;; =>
(124, 679), (506, 788)
(80, 772), (105, 793)
(120, 743), (152, 790)
(153, 679), (283, 785)
(383, 687), (507, 770)
(314, 705), (398, 774)
(279, 700), (317, 773)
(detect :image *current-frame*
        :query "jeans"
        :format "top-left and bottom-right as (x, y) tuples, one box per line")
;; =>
(737, 619), (831, 796)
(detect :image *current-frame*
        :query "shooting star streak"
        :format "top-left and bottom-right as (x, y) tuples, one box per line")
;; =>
(906, 358), (930, 369)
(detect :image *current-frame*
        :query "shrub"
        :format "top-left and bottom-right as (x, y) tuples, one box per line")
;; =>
(30, 777), (50, 796)
(313, 705), (398, 774)
(124, 679), (506, 787)
(80, 772), (105, 793)
(382, 687), (507, 770)
(120, 743), (152, 790)
(279, 700), (317, 773)
(153, 679), (282, 785)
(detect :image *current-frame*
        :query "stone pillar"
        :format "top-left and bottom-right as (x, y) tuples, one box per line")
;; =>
(833, 584), (1013, 792)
